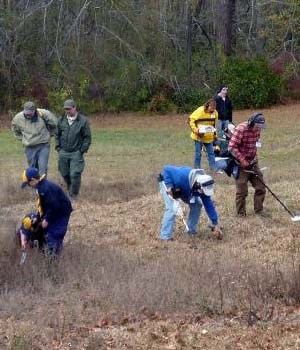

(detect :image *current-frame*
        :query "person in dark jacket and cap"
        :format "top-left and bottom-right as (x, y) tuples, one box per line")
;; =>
(21, 167), (73, 256)
(215, 84), (233, 133)
(55, 99), (91, 201)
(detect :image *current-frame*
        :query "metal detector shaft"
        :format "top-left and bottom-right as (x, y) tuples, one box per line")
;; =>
(250, 171), (296, 218)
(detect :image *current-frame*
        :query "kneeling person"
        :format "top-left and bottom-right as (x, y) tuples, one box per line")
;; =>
(17, 212), (46, 251)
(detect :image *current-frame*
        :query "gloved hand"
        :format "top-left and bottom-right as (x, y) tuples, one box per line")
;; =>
(55, 145), (61, 152)
(214, 145), (221, 153)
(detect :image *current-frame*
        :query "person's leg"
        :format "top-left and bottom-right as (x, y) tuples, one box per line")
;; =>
(187, 201), (202, 234)
(217, 120), (223, 134)
(24, 146), (39, 168)
(37, 144), (50, 175)
(46, 216), (70, 256)
(194, 140), (202, 169)
(223, 120), (229, 130)
(159, 182), (176, 240)
(250, 165), (266, 213)
(204, 142), (216, 172)
(58, 151), (71, 191)
(236, 169), (249, 216)
(69, 151), (85, 198)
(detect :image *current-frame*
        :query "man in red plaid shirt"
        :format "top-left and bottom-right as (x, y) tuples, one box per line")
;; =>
(228, 113), (266, 217)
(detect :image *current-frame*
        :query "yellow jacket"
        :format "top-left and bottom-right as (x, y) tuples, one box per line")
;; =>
(189, 106), (218, 143)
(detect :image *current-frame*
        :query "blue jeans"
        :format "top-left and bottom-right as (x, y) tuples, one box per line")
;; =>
(218, 120), (229, 132)
(159, 182), (202, 240)
(194, 141), (216, 171)
(25, 143), (50, 175)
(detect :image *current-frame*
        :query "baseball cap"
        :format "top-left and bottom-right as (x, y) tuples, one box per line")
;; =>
(21, 167), (39, 188)
(253, 113), (266, 129)
(64, 99), (76, 109)
(23, 101), (36, 114)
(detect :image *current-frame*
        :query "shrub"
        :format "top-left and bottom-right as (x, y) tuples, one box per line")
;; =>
(217, 57), (283, 109)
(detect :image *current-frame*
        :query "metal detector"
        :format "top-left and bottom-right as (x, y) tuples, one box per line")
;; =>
(244, 169), (300, 222)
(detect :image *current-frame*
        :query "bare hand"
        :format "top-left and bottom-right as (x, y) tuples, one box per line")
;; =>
(240, 159), (249, 168)
(20, 232), (28, 250)
(212, 224), (223, 240)
(42, 219), (48, 229)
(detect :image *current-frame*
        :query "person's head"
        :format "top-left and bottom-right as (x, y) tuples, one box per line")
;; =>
(64, 99), (77, 117)
(218, 84), (228, 96)
(247, 113), (265, 131)
(204, 99), (216, 113)
(224, 122), (235, 138)
(21, 167), (40, 188)
(192, 174), (214, 196)
(23, 101), (36, 118)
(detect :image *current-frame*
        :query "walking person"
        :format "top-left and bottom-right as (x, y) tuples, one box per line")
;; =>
(158, 165), (223, 241)
(188, 99), (218, 171)
(55, 99), (91, 201)
(11, 101), (57, 175)
(21, 167), (72, 256)
(215, 84), (233, 133)
(228, 113), (267, 217)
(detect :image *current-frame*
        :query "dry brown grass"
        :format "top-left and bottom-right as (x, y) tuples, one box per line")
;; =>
(1, 104), (300, 349)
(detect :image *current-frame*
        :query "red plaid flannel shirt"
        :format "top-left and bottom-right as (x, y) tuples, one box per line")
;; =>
(228, 122), (261, 163)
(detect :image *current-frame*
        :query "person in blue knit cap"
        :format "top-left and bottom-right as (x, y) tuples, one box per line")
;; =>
(21, 167), (72, 256)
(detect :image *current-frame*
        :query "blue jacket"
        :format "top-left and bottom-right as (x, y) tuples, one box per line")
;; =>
(162, 165), (218, 225)
(36, 179), (72, 222)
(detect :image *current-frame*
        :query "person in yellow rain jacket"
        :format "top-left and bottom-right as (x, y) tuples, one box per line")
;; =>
(188, 99), (218, 171)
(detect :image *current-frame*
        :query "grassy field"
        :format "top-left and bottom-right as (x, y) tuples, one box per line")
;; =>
(0, 104), (300, 349)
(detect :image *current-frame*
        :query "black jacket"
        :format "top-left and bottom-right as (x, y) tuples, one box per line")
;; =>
(215, 95), (232, 122)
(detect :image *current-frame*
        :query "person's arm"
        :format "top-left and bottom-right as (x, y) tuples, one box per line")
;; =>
(228, 98), (233, 122)
(42, 109), (58, 135)
(55, 118), (62, 151)
(188, 107), (203, 137)
(80, 119), (91, 153)
(162, 166), (174, 195)
(201, 195), (218, 226)
(11, 116), (23, 140)
(228, 128), (247, 165)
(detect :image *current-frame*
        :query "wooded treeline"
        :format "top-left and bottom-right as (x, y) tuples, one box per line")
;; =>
(0, 0), (299, 113)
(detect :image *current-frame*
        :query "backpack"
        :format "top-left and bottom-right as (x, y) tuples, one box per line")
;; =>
(37, 109), (56, 136)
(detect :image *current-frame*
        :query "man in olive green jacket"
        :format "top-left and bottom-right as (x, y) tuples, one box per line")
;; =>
(55, 99), (91, 200)
(12, 101), (57, 175)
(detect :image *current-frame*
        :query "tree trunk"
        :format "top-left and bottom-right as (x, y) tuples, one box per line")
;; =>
(216, 0), (235, 56)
